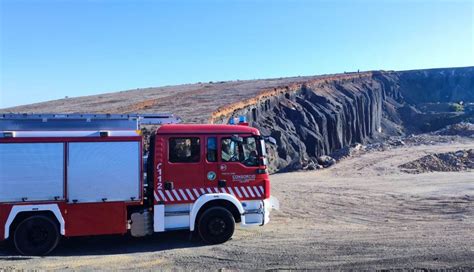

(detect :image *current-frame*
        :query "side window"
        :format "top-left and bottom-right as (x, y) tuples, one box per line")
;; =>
(207, 137), (217, 162)
(169, 137), (200, 163)
(242, 137), (257, 160)
(221, 138), (238, 162)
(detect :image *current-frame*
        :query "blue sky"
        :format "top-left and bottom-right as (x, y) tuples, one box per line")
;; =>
(1, 0), (473, 108)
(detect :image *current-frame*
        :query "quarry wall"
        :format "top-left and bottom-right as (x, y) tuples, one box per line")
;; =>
(211, 67), (474, 172)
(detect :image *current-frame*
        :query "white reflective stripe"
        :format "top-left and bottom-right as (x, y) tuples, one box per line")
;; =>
(254, 186), (262, 197)
(250, 187), (257, 197)
(240, 186), (248, 198)
(247, 186), (255, 197)
(158, 190), (167, 201)
(172, 190), (182, 201)
(186, 189), (195, 200)
(165, 190), (175, 201)
(240, 187), (249, 197)
(234, 187), (243, 198)
(179, 189), (188, 201)
(242, 187), (250, 198)
(250, 186), (257, 197)
(159, 186), (266, 201)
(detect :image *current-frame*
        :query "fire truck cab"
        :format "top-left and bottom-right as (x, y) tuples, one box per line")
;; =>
(0, 114), (275, 256)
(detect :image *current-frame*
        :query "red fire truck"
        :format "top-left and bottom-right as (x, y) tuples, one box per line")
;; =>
(0, 114), (277, 256)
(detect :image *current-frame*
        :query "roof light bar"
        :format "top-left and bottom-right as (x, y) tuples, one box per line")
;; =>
(229, 115), (248, 125)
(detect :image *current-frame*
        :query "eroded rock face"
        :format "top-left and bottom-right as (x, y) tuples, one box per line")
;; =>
(213, 67), (474, 172)
(396, 68), (474, 104)
(220, 74), (394, 172)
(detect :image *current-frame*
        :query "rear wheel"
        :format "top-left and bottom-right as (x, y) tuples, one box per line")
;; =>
(198, 207), (235, 244)
(13, 215), (60, 256)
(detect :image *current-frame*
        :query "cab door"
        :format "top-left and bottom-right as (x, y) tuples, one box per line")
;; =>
(217, 134), (264, 201)
(161, 135), (204, 204)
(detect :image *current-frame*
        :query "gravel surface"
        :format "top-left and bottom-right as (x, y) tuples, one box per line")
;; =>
(1, 141), (473, 270)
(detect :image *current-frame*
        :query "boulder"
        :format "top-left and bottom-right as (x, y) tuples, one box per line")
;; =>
(317, 155), (336, 168)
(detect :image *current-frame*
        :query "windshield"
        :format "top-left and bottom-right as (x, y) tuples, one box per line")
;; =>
(221, 136), (260, 166)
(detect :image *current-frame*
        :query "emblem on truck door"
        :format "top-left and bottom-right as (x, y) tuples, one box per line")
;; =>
(207, 171), (217, 181)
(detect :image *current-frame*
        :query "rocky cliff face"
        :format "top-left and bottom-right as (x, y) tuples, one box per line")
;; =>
(211, 67), (474, 172)
(396, 67), (474, 104)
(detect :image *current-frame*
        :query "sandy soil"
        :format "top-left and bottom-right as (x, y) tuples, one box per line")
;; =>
(1, 141), (473, 270)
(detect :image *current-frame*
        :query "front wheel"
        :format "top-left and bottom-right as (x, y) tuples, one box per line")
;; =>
(13, 215), (60, 256)
(198, 207), (235, 244)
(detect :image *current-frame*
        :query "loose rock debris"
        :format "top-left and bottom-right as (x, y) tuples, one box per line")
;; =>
(399, 149), (474, 173)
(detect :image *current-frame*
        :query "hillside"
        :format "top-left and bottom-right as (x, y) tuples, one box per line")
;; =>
(3, 67), (474, 172)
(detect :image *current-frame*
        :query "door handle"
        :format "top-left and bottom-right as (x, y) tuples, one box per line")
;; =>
(218, 180), (226, 188)
(164, 181), (174, 190)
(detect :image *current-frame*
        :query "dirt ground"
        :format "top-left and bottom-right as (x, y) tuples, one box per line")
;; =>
(1, 141), (473, 270)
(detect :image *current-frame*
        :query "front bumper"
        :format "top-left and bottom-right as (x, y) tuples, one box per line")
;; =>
(241, 196), (279, 227)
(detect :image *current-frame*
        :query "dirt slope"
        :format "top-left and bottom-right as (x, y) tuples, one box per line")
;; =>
(2, 74), (343, 123)
(1, 139), (473, 270)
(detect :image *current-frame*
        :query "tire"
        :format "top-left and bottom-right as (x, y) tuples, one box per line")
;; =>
(13, 215), (60, 256)
(198, 207), (235, 244)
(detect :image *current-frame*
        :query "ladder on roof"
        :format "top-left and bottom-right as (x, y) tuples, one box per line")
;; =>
(0, 113), (181, 131)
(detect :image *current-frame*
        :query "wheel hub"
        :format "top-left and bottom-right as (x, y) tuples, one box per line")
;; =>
(28, 225), (49, 246)
(208, 217), (226, 236)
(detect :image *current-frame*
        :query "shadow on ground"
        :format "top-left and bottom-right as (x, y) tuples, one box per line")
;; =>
(0, 230), (203, 259)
